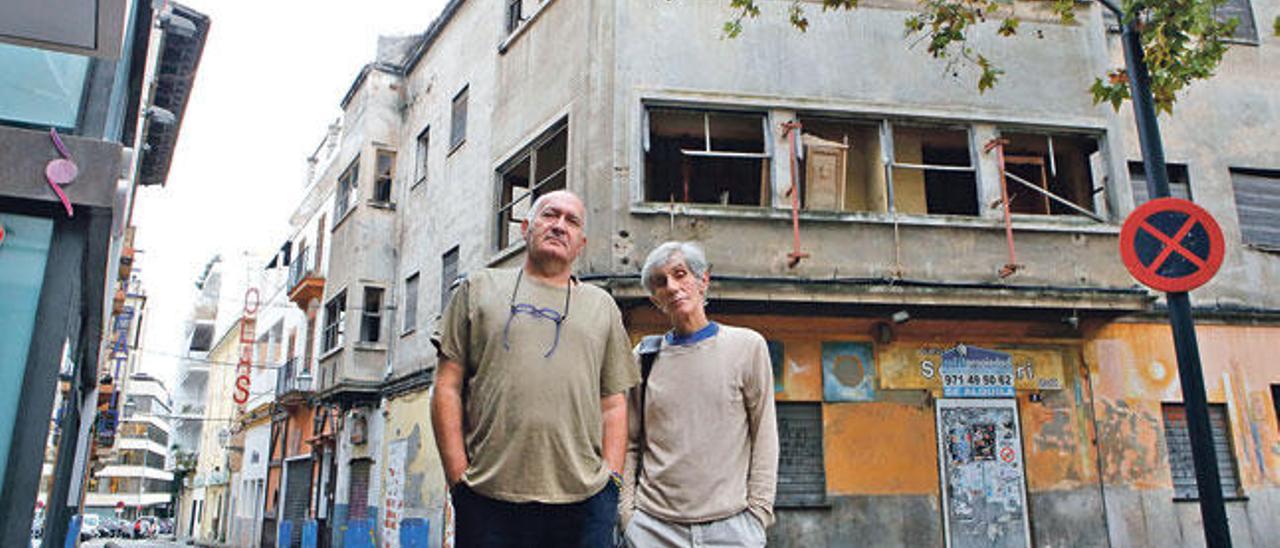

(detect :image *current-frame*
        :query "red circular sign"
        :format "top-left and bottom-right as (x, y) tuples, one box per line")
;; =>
(1000, 446), (1016, 463)
(1120, 198), (1224, 293)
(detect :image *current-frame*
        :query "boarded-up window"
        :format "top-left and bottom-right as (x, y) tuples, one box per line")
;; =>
(796, 118), (885, 213)
(775, 402), (826, 506)
(1130, 162), (1191, 205)
(1215, 0), (1258, 42)
(348, 458), (373, 520)
(1161, 403), (1241, 499)
(1229, 169), (1280, 251)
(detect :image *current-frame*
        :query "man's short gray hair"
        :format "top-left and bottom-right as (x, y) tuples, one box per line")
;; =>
(525, 191), (586, 230)
(641, 241), (709, 294)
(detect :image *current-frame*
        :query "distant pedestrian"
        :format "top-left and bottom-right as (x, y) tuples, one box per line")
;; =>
(620, 241), (778, 548)
(431, 190), (639, 548)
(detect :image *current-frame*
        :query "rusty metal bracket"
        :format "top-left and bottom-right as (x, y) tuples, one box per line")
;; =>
(984, 138), (1022, 278)
(782, 121), (810, 268)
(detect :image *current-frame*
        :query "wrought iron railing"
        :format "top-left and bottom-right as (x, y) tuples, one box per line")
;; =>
(276, 356), (313, 397)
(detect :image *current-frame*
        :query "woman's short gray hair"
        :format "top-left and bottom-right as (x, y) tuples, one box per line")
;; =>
(641, 241), (709, 294)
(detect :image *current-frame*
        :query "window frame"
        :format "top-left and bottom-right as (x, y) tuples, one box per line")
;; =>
(372, 149), (396, 204)
(360, 286), (384, 344)
(321, 290), (347, 353)
(441, 246), (459, 314)
(1228, 168), (1280, 252)
(1161, 402), (1244, 501)
(402, 273), (419, 335)
(334, 156), (360, 223)
(642, 105), (773, 207)
(495, 119), (569, 251)
(414, 127), (430, 189)
(450, 86), (469, 153)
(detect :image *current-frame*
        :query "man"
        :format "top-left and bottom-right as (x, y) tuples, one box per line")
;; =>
(621, 241), (778, 548)
(431, 190), (638, 547)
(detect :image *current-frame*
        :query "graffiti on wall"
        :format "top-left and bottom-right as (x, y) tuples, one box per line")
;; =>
(822, 342), (876, 402)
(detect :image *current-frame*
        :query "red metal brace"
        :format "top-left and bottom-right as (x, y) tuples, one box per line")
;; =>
(782, 121), (809, 268)
(984, 138), (1021, 278)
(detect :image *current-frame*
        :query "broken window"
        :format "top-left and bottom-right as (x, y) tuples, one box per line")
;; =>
(1229, 168), (1280, 251)
(890, 125), (977, 216)
(374, 149), (395, 203)
(334, 157), (359, 220)
(996, 132), (1103, 218)
(322, 290), (346, 352)
(496, 121), (567, 250)
(795, 118), (886, 212)
(644, 107), (771, 206)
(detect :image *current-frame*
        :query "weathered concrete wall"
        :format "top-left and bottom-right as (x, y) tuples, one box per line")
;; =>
(393, 0), (604, 378)
(1086, 322), (1280, 547)
(1106, 17), (1280, 309)
(319, 67), (402, 389)
(380, 388), (446, 548)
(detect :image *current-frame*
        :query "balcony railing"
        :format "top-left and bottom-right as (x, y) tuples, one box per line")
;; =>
(288, 247), (325, 306)
(289, 247), (314, 290)
(276, 356), (314, 400)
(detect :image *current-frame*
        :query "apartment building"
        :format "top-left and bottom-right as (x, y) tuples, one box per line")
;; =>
(262, 0), (1280, 546)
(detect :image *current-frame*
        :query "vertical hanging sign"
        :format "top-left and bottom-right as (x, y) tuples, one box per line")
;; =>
(233, 288), (260, 405)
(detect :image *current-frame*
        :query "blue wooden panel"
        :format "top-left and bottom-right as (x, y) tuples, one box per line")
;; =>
(400, 518), (429, 548)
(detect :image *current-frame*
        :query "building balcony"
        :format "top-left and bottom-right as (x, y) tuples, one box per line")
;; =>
(288, 247), (325, 307)
(275, 356), (314, 405)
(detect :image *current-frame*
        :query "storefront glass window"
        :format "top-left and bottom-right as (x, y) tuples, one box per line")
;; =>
(0, 43), (91, 129)
(0, 213), (54, 495)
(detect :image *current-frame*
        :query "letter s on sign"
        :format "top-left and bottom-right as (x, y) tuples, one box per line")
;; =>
(920, 360), (935, 379)
(232, 375), (251, 404)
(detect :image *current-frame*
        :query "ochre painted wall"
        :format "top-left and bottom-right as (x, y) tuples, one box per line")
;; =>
(1086, 322), (1280, 491)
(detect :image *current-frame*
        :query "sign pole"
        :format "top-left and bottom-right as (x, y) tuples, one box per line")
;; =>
(1102, 1), (1232, 544)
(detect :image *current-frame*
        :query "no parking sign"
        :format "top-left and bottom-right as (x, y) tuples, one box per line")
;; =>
(1120, 198), (1224, 293)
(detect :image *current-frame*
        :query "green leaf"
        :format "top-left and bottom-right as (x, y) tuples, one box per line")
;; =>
(998, 18), (1019, 37)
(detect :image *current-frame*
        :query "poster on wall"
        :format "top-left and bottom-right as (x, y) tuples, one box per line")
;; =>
(382, 440), (407, 548)
(822, 341), (876, 402)
(935, 399), (1031, 548)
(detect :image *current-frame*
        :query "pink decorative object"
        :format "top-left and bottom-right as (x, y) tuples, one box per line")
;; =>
(46, 128), (78, 217)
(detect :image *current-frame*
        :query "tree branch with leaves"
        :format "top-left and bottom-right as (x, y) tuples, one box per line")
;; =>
(724, 0), (1241, 114)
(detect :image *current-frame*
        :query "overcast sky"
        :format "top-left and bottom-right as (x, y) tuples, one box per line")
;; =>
(131, 0), (447, 384)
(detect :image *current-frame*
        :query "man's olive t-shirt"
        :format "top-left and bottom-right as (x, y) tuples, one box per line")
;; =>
(434, 268), (639, 503)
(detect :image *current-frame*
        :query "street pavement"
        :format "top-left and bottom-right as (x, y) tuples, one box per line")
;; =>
(78, 537), (184, 547)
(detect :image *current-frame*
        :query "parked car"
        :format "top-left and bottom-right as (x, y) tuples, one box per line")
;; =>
(78, 514), (101, 540)
(102, 517), (130, 538)
(131, 516), (157, 539)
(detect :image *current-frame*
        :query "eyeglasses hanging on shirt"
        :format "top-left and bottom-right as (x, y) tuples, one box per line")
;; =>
(502, 268), (572, 358)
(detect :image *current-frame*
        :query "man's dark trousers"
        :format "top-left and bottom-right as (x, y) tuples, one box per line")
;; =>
(451, 481), (619, 548)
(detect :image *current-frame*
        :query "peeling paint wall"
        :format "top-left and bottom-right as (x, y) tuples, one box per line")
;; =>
(1086, 322), (1280, 547)
(381, 388), (445, 548)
